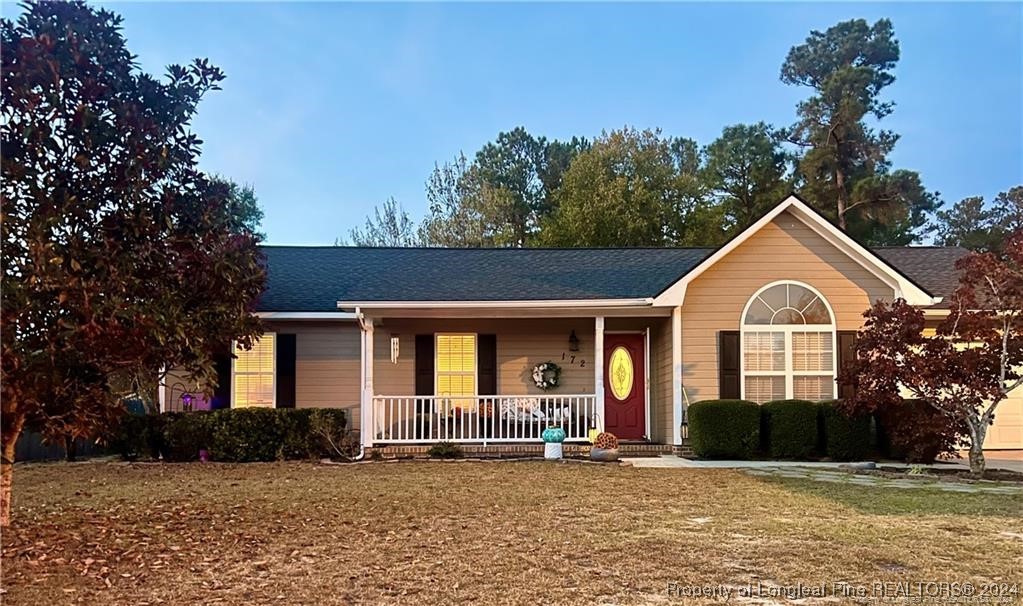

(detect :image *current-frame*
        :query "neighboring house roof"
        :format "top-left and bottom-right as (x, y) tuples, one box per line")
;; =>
(874, 246), (971, 308)
(255, 244), (969, 312)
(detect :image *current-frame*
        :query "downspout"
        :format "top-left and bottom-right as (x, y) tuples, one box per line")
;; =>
(352, 306), (367, 461)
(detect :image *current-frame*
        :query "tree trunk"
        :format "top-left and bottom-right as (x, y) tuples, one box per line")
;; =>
(968, 444), (986, 476)
(64, 434), (78, 462)
(1, 415), (25, 527)
(835, 168), (848, 231)
(968, 420), (987, 476)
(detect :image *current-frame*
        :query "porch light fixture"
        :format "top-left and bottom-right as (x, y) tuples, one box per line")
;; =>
(568, 329), (580, 352)
(180, 392), (194, 412)
(390, 334), (400, 364)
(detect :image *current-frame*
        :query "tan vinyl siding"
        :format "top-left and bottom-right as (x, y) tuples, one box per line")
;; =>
(989, 384), (1023, 450)
(651, 319), (673, 444)
(679, 211), (895, 402)
(163, 368), (209, 410)
(920, 328), (1021, 450)
(373, 318), (596, 396)
(265, 321), (362, 430)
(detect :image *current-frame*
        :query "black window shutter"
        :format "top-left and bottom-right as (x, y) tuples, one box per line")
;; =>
(477, 334), (497, 396)
(415, 335), (435, 396)
(718, 331), (741, 400)
(837, 330), (858, 400)
(276, 334), (297, 408)
(212, 350), (232, 410)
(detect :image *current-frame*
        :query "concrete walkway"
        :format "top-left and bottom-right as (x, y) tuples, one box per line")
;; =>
(621, 455), (1023, 494)
(741, 466), (1023, 494)
(622, 454), (1023, 473)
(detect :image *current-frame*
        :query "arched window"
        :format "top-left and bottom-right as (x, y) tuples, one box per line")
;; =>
(740, 282), (837, 403)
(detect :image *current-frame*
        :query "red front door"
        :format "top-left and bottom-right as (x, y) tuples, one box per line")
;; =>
(604, 333), (646, 441)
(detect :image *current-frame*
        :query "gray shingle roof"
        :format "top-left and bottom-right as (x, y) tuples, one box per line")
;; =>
(255, 245), (969, 312)
(256, 247), (709, 311)
(874, 246), (971, 308)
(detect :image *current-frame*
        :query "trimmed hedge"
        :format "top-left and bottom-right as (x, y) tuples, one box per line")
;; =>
(761, 399), (818, 459)
(112, 413), (163, 461)
(277, 409), (313, 460)
(162, 411), (213, 461)
(114, 408), (348, 462)
(818, 401), (870, 461)
(688, 399), (761, 459)
(208, 408), (284, 462)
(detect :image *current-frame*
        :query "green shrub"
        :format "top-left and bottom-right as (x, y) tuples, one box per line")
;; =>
(819, 401), (871, 461)
(161, 411), (212, 461)
(427, 441), (463, 459)
(688, 400), (761, 459)
(277, 409), (314, 460)
(307, 409), (350, 459)
(761, 399), (818, 459)
(875, 399), (966, 463)
(116, 408), (351, 463)
(208, 408), (286, 462)
(113, 413), (161, 460)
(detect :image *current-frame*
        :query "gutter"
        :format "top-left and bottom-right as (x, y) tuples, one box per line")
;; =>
(257, 311), (357, 320)
(337, 298), (654, 310)
(354, 306), (370, 330)
(352, 305), (367, 461)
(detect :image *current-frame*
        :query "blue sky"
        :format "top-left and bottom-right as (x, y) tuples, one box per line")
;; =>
(86, 2), (1022, 244)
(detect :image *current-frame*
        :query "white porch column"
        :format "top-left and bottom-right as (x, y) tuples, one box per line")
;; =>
(360, 317), (375, 448)
(594, 316), (605, 432)
(671, 306), (683, 446)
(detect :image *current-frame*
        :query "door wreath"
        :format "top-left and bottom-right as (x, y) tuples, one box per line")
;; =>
(531, 361), (562, 391)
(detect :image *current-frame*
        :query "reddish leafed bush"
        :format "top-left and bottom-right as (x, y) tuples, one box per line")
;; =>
(875, 399), (967, 463)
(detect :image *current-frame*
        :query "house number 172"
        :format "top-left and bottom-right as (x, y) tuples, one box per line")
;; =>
(561, 352), (586, 367)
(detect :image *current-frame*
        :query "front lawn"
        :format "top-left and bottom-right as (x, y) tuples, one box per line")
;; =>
(3, 461), (1021, 604)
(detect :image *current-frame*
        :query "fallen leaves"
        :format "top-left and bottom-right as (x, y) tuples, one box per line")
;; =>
(1, 461), (1021, 605)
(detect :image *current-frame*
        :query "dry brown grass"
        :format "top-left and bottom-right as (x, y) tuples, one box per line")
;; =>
(2, 460), (1021, 605)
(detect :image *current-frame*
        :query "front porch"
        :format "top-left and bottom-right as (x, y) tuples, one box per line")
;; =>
(352, 309), (685, 448)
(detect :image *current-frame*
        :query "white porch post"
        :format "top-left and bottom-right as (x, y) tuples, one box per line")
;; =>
(360, 316), (375, 448)
(594, 316), (605, 432)
(671, 306), (683, 446)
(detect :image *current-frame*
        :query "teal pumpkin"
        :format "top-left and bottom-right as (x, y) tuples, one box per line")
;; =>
(542, 426), (566, 443)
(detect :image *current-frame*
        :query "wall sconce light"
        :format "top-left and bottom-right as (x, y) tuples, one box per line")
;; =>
(390, 334), (400, 364)
(180, 392), (194, 411)
(569, 329), (580, 352)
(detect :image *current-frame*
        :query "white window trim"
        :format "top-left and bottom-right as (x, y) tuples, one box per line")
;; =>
(231, 332), (277, 408)
(739, 281), (838, 402)
(434, 333), (478, 398)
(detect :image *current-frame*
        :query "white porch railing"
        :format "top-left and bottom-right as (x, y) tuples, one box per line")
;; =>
(371, 395), (597, 444)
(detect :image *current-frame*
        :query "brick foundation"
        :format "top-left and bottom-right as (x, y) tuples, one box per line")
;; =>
(367, 442), (674, 459)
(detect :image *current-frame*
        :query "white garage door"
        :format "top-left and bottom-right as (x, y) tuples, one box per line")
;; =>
(987, 384), (1023, 450)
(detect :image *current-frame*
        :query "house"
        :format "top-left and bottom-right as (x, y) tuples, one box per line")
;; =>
(159, 195), (1023, 452)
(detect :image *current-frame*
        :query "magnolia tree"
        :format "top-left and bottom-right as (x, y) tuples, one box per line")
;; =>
(1, 1), (265, 525)
(843, 232), (1022, 474)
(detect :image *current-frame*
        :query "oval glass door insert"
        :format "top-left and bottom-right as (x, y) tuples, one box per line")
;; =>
(608, 346), (634, 401)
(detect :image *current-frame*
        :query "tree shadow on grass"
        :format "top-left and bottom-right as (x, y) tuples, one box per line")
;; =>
(756, 474), (1023, 517)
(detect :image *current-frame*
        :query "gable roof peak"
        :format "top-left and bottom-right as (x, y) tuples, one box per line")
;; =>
(650, 194), (940, 307)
